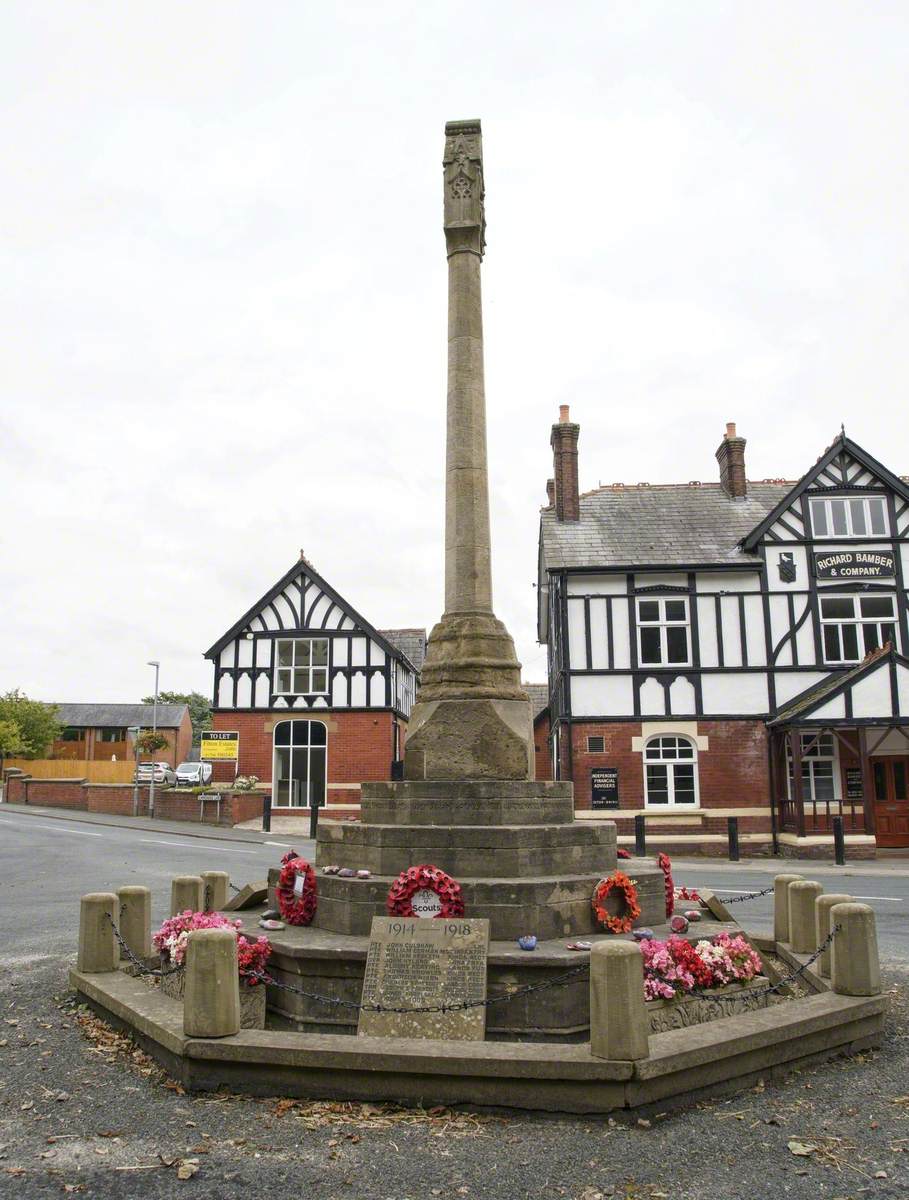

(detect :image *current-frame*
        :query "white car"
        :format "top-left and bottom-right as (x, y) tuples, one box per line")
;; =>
(174, 761), (213, 787)
(135, 761), (176, 786)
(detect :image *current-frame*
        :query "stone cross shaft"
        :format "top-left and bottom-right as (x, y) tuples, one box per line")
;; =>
(402, 121), (533, 781)
(442, 120), (491, 615)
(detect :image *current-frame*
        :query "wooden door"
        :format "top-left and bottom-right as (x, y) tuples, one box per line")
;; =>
(872, 758), (909, 847)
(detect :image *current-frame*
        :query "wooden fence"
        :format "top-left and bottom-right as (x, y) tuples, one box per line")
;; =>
(2, 759), (136, 784)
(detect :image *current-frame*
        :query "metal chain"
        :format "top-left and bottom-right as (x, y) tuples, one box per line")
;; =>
(242, 963), (592, 1015)
(104, 913), (185, 978)
(711, 885), (777, 904)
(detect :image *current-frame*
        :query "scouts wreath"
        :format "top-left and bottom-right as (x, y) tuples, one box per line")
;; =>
(276, 851), (318, 925)
(591, 870), (641, 934)
(386, 864), (465, 918)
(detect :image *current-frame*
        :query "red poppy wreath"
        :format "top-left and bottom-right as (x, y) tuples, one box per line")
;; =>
(592, 870), (641, 934)
(276, 852), (318, 925)
(386, 864), (465, 919)
(657, 852), (674, 919)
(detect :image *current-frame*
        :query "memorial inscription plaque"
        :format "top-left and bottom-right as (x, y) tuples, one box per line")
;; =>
(357, 916), (490, 1041)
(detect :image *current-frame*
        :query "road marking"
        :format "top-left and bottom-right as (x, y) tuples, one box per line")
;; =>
(0, 819), (103, 838)
(264, 841), (293, 848)
(139, 839), (259, 854)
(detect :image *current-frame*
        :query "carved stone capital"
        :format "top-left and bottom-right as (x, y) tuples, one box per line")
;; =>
(443, 119), (485, 258)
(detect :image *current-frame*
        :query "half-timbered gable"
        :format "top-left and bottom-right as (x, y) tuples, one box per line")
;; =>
(537, 411), (909, 856)
(203, 556), (423, 814)
(205, 558), (419, 718)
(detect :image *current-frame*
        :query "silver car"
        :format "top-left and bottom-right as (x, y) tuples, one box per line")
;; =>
(135, 761), (176, 786)
(174, 761), (213, 787)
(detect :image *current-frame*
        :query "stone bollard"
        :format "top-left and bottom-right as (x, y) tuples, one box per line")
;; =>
(77, 893), (118, 973)
(201, 871), (230, 912)
(773, 874), (804, 944)
(170, 875), (205, 917)
(831, 902), (882, 997)
(815, 892), (852, 979)
(589, 941), (650, 1061)
(183, 928), (241, 1038)
(116, 886), (151, 961)
(788, 880), (823, 954)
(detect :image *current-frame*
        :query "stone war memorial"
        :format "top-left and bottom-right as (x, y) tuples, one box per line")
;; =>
(71, 121), (886, 1114)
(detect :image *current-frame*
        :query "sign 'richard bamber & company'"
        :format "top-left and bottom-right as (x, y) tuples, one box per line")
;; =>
(813, 550), (895, 580)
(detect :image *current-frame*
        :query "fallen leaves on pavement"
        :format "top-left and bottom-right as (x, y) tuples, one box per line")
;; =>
(269, 1098), (503, 1136)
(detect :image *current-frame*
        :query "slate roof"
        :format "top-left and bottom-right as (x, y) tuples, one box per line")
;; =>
(540, 482), (793, 571)
(54, 703), (189, 730)
(523, 683), (550, 721)
(378, 628), (427, 673)
(768, 645), (893, 726)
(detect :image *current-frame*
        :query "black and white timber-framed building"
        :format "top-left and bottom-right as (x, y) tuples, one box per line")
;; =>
(536, 410), (909, 857)
(204, 553), (424, 814)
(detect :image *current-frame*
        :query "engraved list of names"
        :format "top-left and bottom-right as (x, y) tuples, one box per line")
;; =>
(357, 916), (491, 1041)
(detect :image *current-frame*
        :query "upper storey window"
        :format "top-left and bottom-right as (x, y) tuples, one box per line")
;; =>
(637, 597), (690, 666)
(274, 638), (329, 694)
(809, 495), (888, 539)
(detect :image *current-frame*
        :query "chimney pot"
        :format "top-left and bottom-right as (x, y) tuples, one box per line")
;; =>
(726, 422), (737, 439)
(559, 404), (570, 424)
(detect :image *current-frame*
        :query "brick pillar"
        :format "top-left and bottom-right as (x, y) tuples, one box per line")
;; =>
(551, 405), (580, 522)
(716, 422), (747, 498)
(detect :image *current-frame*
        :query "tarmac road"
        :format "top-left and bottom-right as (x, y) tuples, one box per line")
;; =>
(1, 803), (907, 964)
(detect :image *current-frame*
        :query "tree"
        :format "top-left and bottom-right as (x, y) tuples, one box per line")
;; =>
(140, 690), (212, 746)
(137, 730), (168, 755)
(0, 691), (61, 759)
(0, 717), (31, 779)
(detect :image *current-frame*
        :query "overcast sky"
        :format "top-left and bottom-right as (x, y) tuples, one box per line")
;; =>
(3, 1), (908, 705)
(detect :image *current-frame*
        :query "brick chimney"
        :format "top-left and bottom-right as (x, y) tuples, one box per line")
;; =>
(716, 422), (747, 499)
(546, 479), (555, 507)
(551, 405), (580, 522)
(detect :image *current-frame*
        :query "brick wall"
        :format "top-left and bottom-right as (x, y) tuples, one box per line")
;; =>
(4, 776), (262, 826)
(209, 709), (402, 809)
(565, 719), (770, 812)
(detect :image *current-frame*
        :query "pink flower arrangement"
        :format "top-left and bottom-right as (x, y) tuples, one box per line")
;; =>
(639, 933), (762, 1001)
(153, 910), (272, 985)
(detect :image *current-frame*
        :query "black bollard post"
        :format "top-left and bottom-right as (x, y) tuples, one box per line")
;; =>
(262, 792), (272, 834)
(634, 813), (646, 857)
(309, 795), (321, 841)
(833, 815), (846, 865)
(727, 816), (740, 862)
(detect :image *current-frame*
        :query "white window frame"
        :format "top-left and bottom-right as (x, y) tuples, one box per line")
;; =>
(272, 719), (327, 808)
(786, 733), (841, 802)
(643, 735), (700, 808)
(809, 495), (889, 539)
(273, 638), (330, 695)
(636, 596), (691, 667)
(819, 593), (898, 664)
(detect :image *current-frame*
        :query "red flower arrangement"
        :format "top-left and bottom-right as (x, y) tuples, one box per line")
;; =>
(656, 852), (674, 918)
(386, 864), (464, 919)
(674, 885), (702, 903)
(617, 847), (631, 860)
(592, 871), (641, 934)
(276, 851), (318, 926)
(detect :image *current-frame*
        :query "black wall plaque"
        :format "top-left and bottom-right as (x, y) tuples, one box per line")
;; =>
(844, 767), (864, 799)
(591, 767), (619, 810)
(814, 550), (895, 580)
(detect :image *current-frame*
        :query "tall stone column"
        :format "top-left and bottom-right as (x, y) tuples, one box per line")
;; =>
(404, 120), (533, 781)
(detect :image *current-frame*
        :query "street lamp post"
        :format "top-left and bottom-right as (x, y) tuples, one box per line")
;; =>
(148, 661), (160, 819)
(128, 726), (140, 816)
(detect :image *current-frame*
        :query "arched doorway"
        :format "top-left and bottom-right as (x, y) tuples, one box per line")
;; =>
(273, 719), (327, 808)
